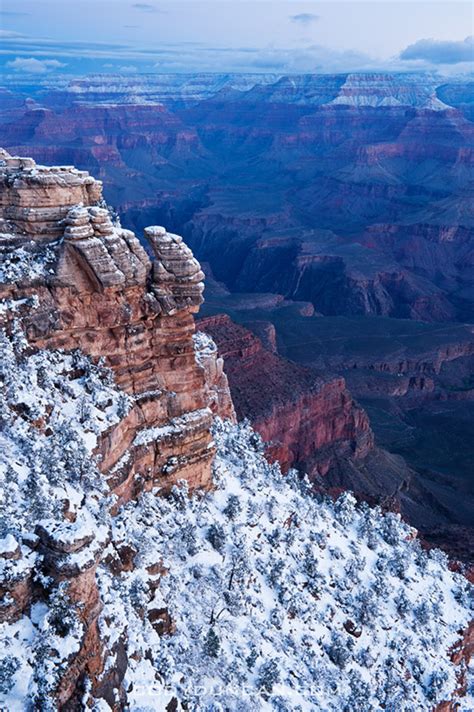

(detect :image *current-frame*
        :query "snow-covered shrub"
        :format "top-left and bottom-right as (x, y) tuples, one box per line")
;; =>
(0, 656), (20, 695)
(0, 244), (58, 284)
(224, 493), (241, 520)
(257, 659), (280, 696)
(203, 628), (221, 658)
(326, 633), (352, 669)
(427, 669), (451, 704)
(0, 334), (472, 711)
(97, 419), (473, 711)
(206, 523), (226, 553)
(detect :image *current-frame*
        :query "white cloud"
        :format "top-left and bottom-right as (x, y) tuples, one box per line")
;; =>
(132, 3), (160, 12)
(290, 13), (320, 26)
(6, 57), (66, 74)
(400, 36), (474, 65)
(0, 30), (23, 38)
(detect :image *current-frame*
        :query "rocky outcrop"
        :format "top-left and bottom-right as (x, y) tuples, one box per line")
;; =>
(193, 330), (236, 422)
(0, 149), (231, 706)
(0, 149), (216, 504)
(198, 314), (373, 476)
(436, 620), (474, 712)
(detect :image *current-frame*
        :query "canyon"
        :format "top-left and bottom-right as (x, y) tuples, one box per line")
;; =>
(0, 149), (472, 711)
(1, 74), (472, 327)
(0, 71), (472, 562)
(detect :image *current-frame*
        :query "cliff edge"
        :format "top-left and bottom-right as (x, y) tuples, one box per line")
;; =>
(0, 150), (471, 711)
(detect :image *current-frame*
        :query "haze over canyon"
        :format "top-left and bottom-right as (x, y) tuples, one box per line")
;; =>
(1, 0), (474, 690)
(1, 70), (473, 561)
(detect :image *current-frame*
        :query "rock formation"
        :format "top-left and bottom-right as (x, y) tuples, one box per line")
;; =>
(0, 149), (472, 711)
(198, 314), (373, 476)
(0, 148), (223, 504)
(0, 148), (233, 703)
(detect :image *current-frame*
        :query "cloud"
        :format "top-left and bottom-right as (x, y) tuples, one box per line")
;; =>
(6, 57), (66, 74)
(119, 65), (139, 73)
(400, 36), (473, 64)
(223, 44), (375, 74)
(0, 11), (30, 16)
(132, 3), (159, 12)
(0, 37), (377, 75)
(290, 13), (320, 25)
(0, 30), (23, 38)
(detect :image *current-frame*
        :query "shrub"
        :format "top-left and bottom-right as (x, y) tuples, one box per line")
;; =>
(203, 628), (221, 658)
(207, 524), (226, 553)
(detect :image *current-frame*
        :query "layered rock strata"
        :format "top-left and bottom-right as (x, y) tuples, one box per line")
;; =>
(198, 314), (373, 476)
(0, 149), (230, 705)
(0, 149), (218, 503)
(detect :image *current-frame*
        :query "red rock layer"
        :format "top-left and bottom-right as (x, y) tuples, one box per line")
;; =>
(436, 620), (474, 712)
(0, 150), (218, 502)
(0, 149), (230, 704)
(198, 314), (374, 476)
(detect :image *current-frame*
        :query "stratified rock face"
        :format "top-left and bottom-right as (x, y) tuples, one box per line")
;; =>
(0, 149), (216, 502)
(198, 314), (373, 476)
(0, 149), (235, 707)
(0, 150), (472, 712)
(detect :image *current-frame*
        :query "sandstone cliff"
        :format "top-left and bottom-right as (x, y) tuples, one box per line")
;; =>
(0, 149), (472, 711)
(198, 314), (374, 476)
(0, 149), (233, 705)
(0, 148), (228, 503)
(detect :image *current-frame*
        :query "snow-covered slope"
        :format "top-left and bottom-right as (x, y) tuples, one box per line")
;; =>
(0, 328), (131, 709)
(0, 329), (471, 710)
(104, 419), (473, 711)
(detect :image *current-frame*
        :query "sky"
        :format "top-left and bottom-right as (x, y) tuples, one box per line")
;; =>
(0, 0), (473, 77)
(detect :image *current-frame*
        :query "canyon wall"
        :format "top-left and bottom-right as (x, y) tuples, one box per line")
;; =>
(197, 313), (474, 564)
(0, 149), (234, 705)
(1, 73), (472, 327)
(0, 148), (224, 502)
(198, 314), (373, 476)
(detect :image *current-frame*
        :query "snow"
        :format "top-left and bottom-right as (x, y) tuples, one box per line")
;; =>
(0, 328), (472, 710)
(0, 534), (18, 555)
(0, 296), (39, 315)
(100, 420), (473, 711)
(328, 94), (404, 108)
(422, 94), (452, 112)
(193, 330), (217, 362)
(0, 243), (59, 284)
(134, 407), (211, 446)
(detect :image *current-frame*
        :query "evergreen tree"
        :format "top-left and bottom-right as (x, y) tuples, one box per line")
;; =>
(0, 656), (20, 695)
(257, 659), (280, 696)
(203, 628), (221, 658)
